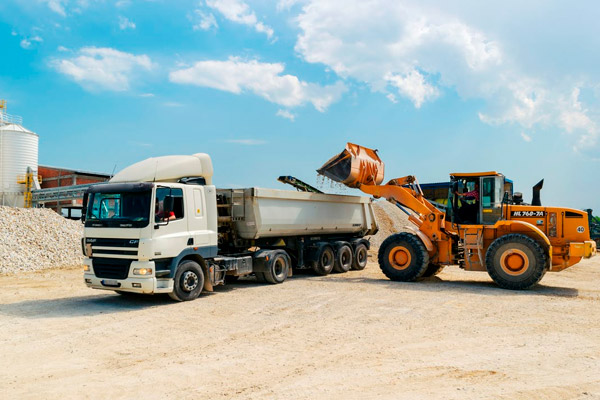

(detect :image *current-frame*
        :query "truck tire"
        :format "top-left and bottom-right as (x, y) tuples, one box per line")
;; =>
(378, 233), (429, 281)
(255, 272), (267, 283)
(333, 243), (353, 273)
(313, 245), (335, 276)
(351, 243), (368, 270)
(422, 263), (444, 278)
(169, 260), (205, 301)
(485, 234), (547, 290)
(264, 250), (290, 284)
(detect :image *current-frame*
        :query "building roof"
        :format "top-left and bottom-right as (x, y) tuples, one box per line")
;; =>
(38, 165), (111, 178)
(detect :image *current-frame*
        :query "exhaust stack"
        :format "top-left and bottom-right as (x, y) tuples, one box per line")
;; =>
(532, 179), (544, 206)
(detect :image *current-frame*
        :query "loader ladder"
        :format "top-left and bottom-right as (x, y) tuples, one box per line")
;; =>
(462, 228), (484, 270)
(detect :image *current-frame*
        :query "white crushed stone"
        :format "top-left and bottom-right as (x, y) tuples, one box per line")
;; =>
(368, 200), (413, 253)
(0, 206), (84, 275)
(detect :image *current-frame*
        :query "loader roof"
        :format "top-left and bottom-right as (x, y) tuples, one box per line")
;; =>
(450, 171), (503, 178)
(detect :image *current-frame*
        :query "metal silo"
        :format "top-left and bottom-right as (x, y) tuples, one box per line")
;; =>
(0, 110), (39, 207)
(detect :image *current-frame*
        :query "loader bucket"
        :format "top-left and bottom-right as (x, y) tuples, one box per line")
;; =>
(317, 142), (385, 188)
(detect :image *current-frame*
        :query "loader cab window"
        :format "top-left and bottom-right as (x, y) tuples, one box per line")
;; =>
(480, 176), (504, 225)
(454, 180), (479, 224)
(155, 187), (184, 221)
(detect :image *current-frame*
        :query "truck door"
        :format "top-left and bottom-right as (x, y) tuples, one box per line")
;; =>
(153, 187), (189, 257)
(187, 187), (211, 246)
(480, 176), (504, 224)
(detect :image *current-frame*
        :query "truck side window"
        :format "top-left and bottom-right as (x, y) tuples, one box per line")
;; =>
(156, 188), (185, 220)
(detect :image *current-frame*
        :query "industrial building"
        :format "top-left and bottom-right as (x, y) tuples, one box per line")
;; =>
(0, 100), (110, 217)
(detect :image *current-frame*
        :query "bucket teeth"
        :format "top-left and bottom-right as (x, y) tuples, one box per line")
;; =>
(317, 142), (385, 188)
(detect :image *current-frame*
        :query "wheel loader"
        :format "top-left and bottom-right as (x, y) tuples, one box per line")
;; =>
(318, 143), (597, 289)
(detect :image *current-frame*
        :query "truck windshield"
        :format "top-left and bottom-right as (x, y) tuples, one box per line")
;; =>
(85, 190), (152, 228)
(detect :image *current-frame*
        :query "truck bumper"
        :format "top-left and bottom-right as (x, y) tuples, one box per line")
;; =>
(83, 259), (174, 294)
(568, 241), (597, 258)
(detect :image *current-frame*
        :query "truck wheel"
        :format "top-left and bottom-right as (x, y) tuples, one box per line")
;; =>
(334, 244), (353, 273)
(264, 251), (290, 284)
(255, 272), (266, 283)
(313, 245), (335, 276)
(169, 260), (205, 301)
(378, 233), (429, 281)
(485, 234), (547, 290)
(422, 263), (444, 277)
(351, 243), (368, 270)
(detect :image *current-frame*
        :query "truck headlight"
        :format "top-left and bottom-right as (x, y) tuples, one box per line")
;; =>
(83, 264), (90, 272)
(133, 268), (153, 276)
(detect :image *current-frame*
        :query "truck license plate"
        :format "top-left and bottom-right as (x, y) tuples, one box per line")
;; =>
(101, 279), (120, 287)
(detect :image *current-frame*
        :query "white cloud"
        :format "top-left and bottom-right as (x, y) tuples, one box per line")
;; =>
(193, 10), (218, 31)
(52, 47), (154, 91)
(521, 132), (532, 142)
(57, 45), (70, 52)
(276, 109), (295, 121)
(385, 69), (439, 108)
(43, 0), (67, 16)
(205, 0), (274, 39)
(20, 36), (43, 49)
(139, 93), (155, 97)
(277, 0), (303, 11)
(293, 0), (600, 152)
(118, 16), (136, 30)
(169, 57), (346, 111)
(226, 139), (267, 145)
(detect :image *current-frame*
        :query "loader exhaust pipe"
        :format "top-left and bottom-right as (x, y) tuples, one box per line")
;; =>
(317, 143), (385, 188)
(532, 179), (544, 206)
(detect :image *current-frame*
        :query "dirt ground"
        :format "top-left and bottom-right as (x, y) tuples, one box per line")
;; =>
(1, 257), (599, 400)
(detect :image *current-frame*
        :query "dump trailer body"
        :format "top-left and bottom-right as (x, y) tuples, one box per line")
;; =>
(218, 188), (378, 239)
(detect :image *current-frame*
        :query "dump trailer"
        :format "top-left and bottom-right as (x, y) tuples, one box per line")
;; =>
(319, 142), (596, 290)
(82, 153), (377, 301)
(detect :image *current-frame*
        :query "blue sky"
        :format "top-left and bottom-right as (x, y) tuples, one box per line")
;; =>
(1, 0), (599, 212)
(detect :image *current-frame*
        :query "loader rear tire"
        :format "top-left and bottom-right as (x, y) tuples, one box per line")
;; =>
(422, 263), (444, 278)
(351, 243), (368, 270)
(333, 243), (353, 273)
(378, 233), (429, 281)
(313, 245), (335, 276)
(485, 234), (547, 290)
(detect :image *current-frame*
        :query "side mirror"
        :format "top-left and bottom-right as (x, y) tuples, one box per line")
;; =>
(81, 193), (88, 223)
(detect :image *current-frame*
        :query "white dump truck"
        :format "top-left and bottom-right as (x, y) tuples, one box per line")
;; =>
(82, 153), (378, 301)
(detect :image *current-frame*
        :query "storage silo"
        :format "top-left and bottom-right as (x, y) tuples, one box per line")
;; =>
(0, 111), (39, 207)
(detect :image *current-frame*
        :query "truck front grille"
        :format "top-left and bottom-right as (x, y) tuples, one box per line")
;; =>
(92, 258), (132, 280)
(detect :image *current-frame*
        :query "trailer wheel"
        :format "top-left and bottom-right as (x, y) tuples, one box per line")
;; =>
(169, 260), (204, 301)
(378, 233), (429, 281)
(313, 245), (335, 276)
(485, 234), (547, 290)
(334, 243), (353, 273)
(264, 251), (290, 284)
(351, 243), (368, 270)
(422, 263), (444, 278)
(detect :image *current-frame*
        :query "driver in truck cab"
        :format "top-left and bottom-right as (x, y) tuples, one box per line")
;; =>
(155, 199), (175, 221)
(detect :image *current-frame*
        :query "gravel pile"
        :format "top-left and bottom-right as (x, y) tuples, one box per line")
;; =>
(368, 200), (413, 253)
(0, 206), (84, 275)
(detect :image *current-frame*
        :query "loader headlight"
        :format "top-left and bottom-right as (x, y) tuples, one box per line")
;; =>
(133, 268), (153, 276)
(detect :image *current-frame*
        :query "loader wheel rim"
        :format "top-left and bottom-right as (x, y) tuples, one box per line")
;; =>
(499, 249), (529, 276)
(389, 246), (411, 270)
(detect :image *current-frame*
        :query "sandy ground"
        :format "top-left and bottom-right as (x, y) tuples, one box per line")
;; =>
(1, 257), (599, 400)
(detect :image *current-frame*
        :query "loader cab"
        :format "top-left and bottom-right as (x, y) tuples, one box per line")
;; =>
(449, 172), (509, 226)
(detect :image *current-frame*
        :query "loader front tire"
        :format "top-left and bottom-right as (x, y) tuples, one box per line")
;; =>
(485, 234), (547, 290)
(422, 263), (444, 278)
(378, 233), (429, 282)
